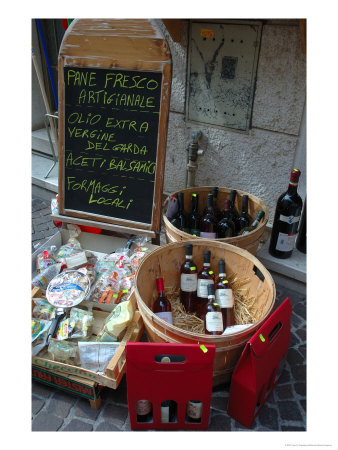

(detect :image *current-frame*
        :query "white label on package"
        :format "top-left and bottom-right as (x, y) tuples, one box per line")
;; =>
(65, 251), (88, 269)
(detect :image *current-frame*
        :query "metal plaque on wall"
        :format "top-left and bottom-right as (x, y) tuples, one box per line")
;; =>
(186, 20), (262, 132)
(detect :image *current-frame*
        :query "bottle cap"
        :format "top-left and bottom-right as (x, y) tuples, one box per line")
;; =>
(207, 284), (215, 295)
(185, 243), (193, 255)
(290, 169), (301, 183)
(204, 250), (211, 263)
(156, 277), (164, 291)
(218, 259), (225, 273)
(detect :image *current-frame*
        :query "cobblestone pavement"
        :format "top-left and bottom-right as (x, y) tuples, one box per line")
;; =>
(31, 197), (306, 432)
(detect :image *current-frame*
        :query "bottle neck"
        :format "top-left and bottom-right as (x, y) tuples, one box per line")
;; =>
(191, 196), (198, 212)
(287, 181), (299, 194)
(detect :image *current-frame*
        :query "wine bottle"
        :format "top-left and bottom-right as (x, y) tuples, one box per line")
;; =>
(153, 277), (173, 324)
(296, 198), (306, 254)
(234, 195), (252, 233)
(211, 187), (221, 220)
(196, 250), (215, 318)
(136, 399), (153, 422)
(180, 243), (198, 313)
(186, 400), (203, 423)
(217, 199), (236, 238)
(200, 194), (217, 238)
(240, 210), (265, 235)
(188, 193), (201, 236)
(203, 284), (223, 335)
(269, 169), (303, 259)
(215, 259), (235, 329)
(228, 189), (239, 224)
(171, 192), (189, 233)
(161, 400), (176, 423)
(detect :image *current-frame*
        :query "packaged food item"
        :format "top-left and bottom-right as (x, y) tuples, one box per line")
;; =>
(69, 307), (93, 339)
(56, 317), (75, 340)
(90, 270), (121, 304)
(46, 270), (91, 307)
(36, 246), (57, 273)
(78, 341), (120, 374)
(96, 300), (134, 342)
(32, 263), (63, 292)
(32, 318), (52, 342)
(48, 338), (79, 364)
(55, 224), (82, 263)
(118, 273), (135, 303)
(32, 298), (56, 321)
(78, 263), (96, 284)
(129, 246), (150, 271)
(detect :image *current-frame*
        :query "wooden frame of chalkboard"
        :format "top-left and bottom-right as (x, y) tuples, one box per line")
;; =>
(56, 19), (172, 241)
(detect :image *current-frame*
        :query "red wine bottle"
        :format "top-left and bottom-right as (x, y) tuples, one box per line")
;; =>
(180, 243), (198, 313)
(153, 278), (173, 324)
(188, 193), (201, 236)
(171, 192), (189, 233)
(235, 195), (252, 233)
(217, 199), (236, 238)
(200, 194), (217, 238)
(228, 189), (239, 225)
(211, 187), (221, 220)
(269, 169), (303, 259)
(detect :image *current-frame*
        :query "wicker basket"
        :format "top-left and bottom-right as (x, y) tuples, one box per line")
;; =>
(163, 186), (268, 255)
(134, 240), (275, 386)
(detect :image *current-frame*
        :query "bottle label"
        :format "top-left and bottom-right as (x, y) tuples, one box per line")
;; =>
(279, 214), (301, 224)
(275, 232), (297, 251)
(161, 404), (170, 423)
(197, 279), (214, 298)
(187, 401), (203, 419)
(200, 231), (217, 238)
(181, 273), (197, 292)
(136, 399), (152, 415)
(215, 289), (234, 307)
(155, 311), (173, 324)
(206, 311), (223, 332)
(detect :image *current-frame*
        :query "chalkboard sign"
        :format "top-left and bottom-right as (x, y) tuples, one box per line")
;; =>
(63, 66), (162, 225)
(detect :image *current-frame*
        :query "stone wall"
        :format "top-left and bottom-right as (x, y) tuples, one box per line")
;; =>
(156, 20), (306, 226)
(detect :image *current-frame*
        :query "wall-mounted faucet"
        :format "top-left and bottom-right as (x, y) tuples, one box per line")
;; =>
(186, 130), (204, 188)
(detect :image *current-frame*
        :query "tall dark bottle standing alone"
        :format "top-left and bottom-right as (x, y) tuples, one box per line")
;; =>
(200, 194), (218, 238)
(180, 243), (198, 313)
(296, 197), (306, 254)
(269, 169), (303, 259)
(171, 192), (189, 233)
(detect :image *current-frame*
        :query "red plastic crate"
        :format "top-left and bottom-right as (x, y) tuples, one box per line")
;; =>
(126, 342), (216, 430)
(227, 297), (292, 428)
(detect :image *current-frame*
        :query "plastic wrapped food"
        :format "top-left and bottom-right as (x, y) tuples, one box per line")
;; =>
(129, 246), (150, 271)
(32, 318), (52, 343)
(96, 300), (134, 342)
(32, 298), (56, 321)
(32, 263), (63, 292)
(46, 270), (91, 308)
(48, 338), (79, 365)
(90, 270), (121, 304)
(56, 317), (75, 340)
(55, 224), (82, 263)
(36, 246), (57, 273)
(69, 308), (93, 339)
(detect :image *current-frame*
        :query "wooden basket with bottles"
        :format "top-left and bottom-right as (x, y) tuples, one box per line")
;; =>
(162, 186), (268, 255)
(134, 240), (275, 387)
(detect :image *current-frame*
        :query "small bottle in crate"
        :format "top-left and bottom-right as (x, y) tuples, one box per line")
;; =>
(136, 399), (153, 423)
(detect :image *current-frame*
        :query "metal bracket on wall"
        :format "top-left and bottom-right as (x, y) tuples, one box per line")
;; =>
(186, 130), (204, 188)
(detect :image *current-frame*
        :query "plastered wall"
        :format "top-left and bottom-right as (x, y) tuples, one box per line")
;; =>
(156, 20), (306, 226)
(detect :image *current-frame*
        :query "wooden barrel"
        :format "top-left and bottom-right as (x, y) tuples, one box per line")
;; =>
(134, 240), (275, 386)
(162, 186), (268, 255)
